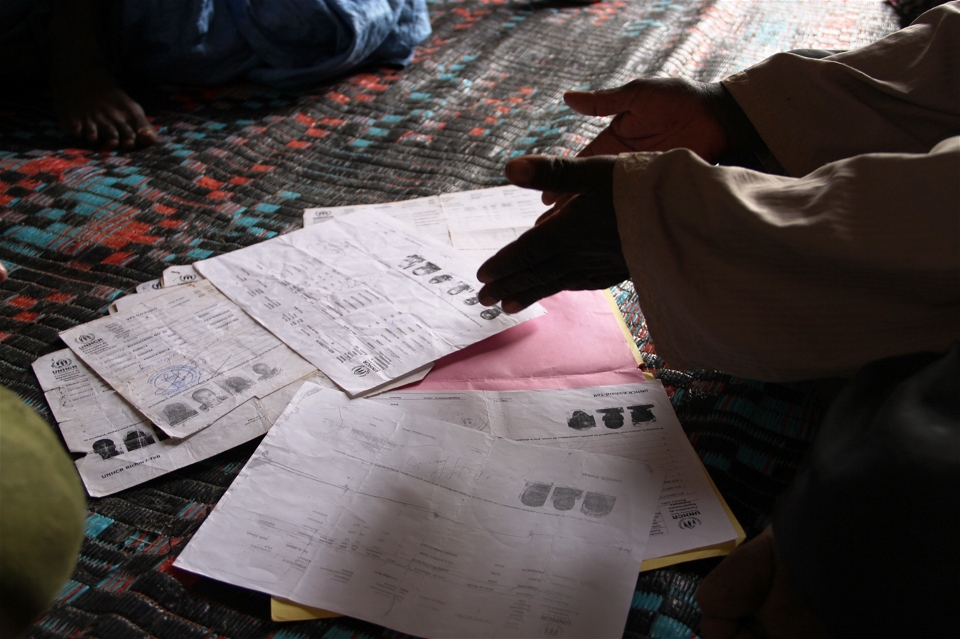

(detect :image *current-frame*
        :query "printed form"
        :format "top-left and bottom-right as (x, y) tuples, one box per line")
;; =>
(371, 381), (740, 561)
(195, 209), (545, 397)
(304, 184), (550, 263)
(59, 281), (316, 438)
(176, 385), (664, 639)
(33, 348), (334, 496)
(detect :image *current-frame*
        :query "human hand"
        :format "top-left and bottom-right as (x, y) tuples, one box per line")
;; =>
(476, 155), (628, 313)
(696, 526), (829, 639)
(543, 78), (727, 204)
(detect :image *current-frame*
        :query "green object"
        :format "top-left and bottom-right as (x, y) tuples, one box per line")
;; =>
(0, 386), (85, 637)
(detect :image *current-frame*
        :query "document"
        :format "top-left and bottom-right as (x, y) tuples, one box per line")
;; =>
(371, 381), (740, 560)
(305, 195), (451, 249)
(176, 384), (664, 639)
(135, 279), (163, 294)
(162, 263), (201, 287)
(304, 185), (549, 263)
(60, 280), (316, 438)
(34, 348), (164, 456)
(110, 285), (172, 314)
(195, 210), (545, 396)
(440, 186), (549, 256)
(32, 348), (334, 496)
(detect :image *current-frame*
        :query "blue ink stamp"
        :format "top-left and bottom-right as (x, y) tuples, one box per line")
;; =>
(149, 365), (200, 396)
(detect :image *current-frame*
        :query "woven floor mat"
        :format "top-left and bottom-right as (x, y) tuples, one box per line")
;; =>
(0, 1), (898, 637)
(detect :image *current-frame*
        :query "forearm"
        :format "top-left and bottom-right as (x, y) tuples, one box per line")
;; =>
(613, 137), (960, 380)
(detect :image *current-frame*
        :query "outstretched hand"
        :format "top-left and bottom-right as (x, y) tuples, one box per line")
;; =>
(477, 155), (628, 313)
(543, 78), (728, 204)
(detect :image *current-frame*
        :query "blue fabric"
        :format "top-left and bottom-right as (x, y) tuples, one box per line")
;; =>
(0, 0), (430, 87)
(121, 0), (430, 87)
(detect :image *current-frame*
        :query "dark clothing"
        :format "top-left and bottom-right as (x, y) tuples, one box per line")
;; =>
(774, 345), (959, 636)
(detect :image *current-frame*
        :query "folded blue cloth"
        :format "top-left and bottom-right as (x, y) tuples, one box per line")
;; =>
(2, 0), (431, 88)
(124, 0), (430, 87)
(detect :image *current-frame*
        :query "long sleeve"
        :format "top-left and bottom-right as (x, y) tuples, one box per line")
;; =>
(721, 2), (960, 177)
(612, 137), (960, 381)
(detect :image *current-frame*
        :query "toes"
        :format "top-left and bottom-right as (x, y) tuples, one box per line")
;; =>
(82, 118), (99, 144)
(100, 123), (120, 149)
(116, 120), (137, 150)
(125, 99), (158, 148)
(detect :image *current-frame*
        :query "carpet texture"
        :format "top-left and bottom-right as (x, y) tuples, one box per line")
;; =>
(0, 1), (898, 637)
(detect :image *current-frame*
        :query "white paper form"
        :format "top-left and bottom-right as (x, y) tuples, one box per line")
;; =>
(176, 384), (664, 639)
(60, 280), (317, 438)
(439, 186), (549, 257)
(162, 263), (201, 287)
(304, 185), (550, 263)
(305, 196), (450, 247)
(135, 279), (163, 294)
(372, 382), (739, 560)
(33, 349), (163, 455)
(195, 210), (545, 397)
(32, 349), (334, 496)
(114, 269), (197, 314)
(78, 371), (335, 497)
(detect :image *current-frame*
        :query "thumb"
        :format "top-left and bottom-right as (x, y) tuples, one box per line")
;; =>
(504, 155), (616, 194)
(564, 82), (643, 117)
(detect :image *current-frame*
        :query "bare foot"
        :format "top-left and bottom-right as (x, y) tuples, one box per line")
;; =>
(696, 526), (830, 639)
(51, 65), (158, 150)
(47, 0), (158, 150)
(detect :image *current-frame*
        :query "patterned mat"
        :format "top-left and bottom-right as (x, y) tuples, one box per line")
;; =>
(0, 1), (898, 637)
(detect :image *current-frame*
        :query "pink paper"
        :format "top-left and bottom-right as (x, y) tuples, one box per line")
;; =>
(407, 289), (646, 391)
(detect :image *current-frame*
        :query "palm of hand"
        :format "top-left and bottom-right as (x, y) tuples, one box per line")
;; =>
(569, 78), (729, 163)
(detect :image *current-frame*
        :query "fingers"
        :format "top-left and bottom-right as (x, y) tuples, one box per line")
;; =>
(539, 191), (572, 211)
(575, 127), (638, 158)
(0, 262), (7, 283)
(479, 254), (627, 313)
(563, 81), (645, 117)
(477, 218), (567, 285)
(505, 155), (617, 194)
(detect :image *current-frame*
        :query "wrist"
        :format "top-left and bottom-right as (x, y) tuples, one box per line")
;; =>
(700, 82), (784, 174)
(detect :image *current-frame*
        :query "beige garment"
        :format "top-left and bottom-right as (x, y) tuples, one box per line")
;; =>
(612, 3), (960, 381)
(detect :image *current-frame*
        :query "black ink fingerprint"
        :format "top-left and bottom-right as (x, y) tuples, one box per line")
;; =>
(597, 407), (625, 429)
(581, 492), (616, 518)
(520, 481), (552, 507)
(567, 410), (596, 430)
(627, 404), (656, 424)
(552, 487), (583, 511)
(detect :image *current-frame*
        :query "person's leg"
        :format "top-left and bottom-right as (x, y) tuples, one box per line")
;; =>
(698, 346), (959, 638)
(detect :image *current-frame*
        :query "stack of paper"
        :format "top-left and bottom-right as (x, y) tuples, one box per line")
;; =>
(176, 384), (666, 639)
(34, 184), (742, 638)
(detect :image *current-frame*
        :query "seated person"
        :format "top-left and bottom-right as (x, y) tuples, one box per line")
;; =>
(0, 0), (430, 149)
(477, 3), (959, 636)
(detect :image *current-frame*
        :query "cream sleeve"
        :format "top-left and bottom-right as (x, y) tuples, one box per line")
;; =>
(721, 2), (960, 177)
(613, 137), (960, 381)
